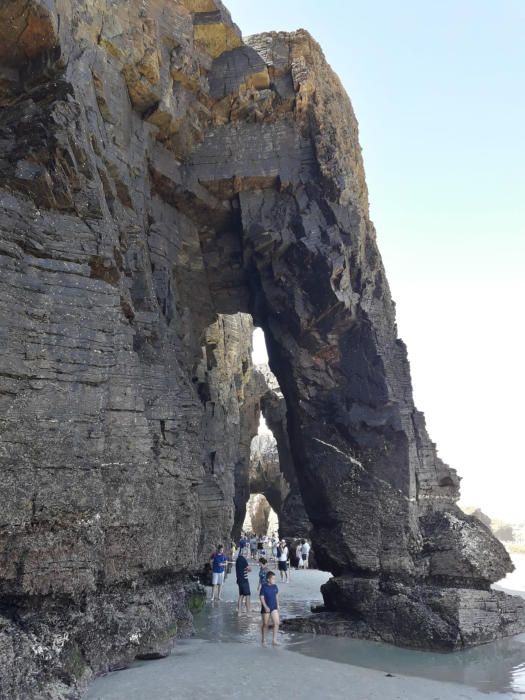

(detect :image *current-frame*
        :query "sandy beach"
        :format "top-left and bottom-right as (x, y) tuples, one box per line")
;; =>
(87, 563), (525, 699)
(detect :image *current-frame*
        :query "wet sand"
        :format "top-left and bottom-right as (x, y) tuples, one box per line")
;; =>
(87, 563), (525, 699)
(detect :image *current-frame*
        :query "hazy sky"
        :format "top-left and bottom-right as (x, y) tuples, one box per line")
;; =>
(236, 1), (525, 521)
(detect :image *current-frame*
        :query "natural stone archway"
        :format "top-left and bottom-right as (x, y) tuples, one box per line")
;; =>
(249, 433), (287, 517)
(254, 365), (311, 538)
(0, 1), (523, 696)
(242, 493), (278, 536)
(177, 28), (525, 647)
(230, 356), (311, 541)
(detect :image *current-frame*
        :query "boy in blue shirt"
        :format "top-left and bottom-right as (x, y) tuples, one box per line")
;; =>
(259, 571), (280, 645)
(210, 544), (229, 601)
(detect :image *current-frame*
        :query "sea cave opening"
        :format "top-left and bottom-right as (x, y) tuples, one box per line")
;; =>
(238, 324), (311, 545)
(242, 493), (279, 538)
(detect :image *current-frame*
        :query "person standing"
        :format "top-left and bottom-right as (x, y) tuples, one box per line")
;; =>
(239, 534), (247, 557)
(301, 539), (311, 569)
(278, 539), (289, 583)
(257, 556), (269, 593)
(210, 544), (228, 601)
(235, 549), (251, 614)
(250, 534), (257, 560)
(260, 571), (280, 646)
(295, 542), (303, 569)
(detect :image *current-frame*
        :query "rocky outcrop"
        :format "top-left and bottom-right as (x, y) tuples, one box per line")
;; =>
(463, 506), (520, 546)
(242, 492), (276, 536)
(0, 2), (260, 696)
(249, 432), (288, 512)
(0, 1), (523, 696)
(194, 313), (261, 552)
(284, 583), (525, 650)
(254, 365), (311, 537)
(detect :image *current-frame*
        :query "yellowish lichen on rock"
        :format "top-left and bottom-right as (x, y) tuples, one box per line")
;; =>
(193, 22), (242, 58)
(181, 0), (219, 11)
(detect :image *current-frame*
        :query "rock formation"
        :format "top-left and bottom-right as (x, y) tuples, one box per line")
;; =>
(253, 365), (311, 537)
(249, 432), (288, 514)
(242, 492), (276, 536)
(0, 0), (524, 696)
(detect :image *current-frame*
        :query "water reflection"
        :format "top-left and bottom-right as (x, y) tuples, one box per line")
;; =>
(291, 632), (525, 696)
(194, 582), (525, 696)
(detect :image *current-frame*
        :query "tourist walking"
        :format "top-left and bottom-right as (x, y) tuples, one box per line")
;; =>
(301, 539), (311, 569)
(235, 550), (251, 614)
(277, 539), (289, 583)
(210, 544), (229, 601)
(260, 571), (280, 646)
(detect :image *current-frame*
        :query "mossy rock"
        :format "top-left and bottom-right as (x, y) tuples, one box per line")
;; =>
(162, 623), (179, 641)
(62, 643), (88, 681)
(189, 591), (206, 613)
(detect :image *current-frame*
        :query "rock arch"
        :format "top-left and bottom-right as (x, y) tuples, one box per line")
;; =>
(0, 1), (524, 696)
(157, 26), (525, 648)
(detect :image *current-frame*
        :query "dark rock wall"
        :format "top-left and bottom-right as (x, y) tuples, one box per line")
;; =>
(0, 2), (260, 697)
(249, 432), (288, 514)
(196, 312), (261, 547)
(255, 364), (311, 537)
(0, 1), (523, 695)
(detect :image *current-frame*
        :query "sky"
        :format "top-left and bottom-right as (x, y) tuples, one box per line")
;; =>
(235, 1), (525, 522)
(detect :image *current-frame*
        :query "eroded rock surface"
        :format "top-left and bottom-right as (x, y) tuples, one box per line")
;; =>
(254, 364), (311, 537)
(0, 1), (523, 696)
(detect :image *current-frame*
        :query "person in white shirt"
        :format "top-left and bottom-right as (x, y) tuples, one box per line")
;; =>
(301, 539), (311, 569)
(278, 540), (289, 583)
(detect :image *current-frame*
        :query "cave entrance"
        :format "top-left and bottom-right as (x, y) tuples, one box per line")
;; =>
(242, 493), (279, 537)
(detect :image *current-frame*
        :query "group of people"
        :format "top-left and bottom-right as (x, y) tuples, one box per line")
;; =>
(209, 533), (313, 646)
(294, 539), (311, 569)
(233, 545), (281, 645)
(238, 532), (279, 561)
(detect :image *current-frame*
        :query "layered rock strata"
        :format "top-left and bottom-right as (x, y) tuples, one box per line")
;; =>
(253, 365), (311, 537)
(0, 0), (523, 696)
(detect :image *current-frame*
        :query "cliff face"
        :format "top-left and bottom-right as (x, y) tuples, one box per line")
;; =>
(0, 1), (523, 697)
(254, 364), (311, 537)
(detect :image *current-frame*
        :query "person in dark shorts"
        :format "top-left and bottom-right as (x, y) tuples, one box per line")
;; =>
(235, 550), (251, 614)
(260, 571), (280, 645)
(277, 539), (289, 583)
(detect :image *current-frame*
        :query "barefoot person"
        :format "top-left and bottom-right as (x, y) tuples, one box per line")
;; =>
(236, 549), (251, 614)
(260, 571), (280, 646)
(210, 544), (228, 601)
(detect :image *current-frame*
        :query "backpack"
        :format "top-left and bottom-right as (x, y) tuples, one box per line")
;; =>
(276, 546), (281, 558)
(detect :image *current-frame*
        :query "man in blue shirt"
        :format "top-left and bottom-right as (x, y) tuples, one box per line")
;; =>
(210, 544), (229, 601)
(259, 571), (280, 645)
